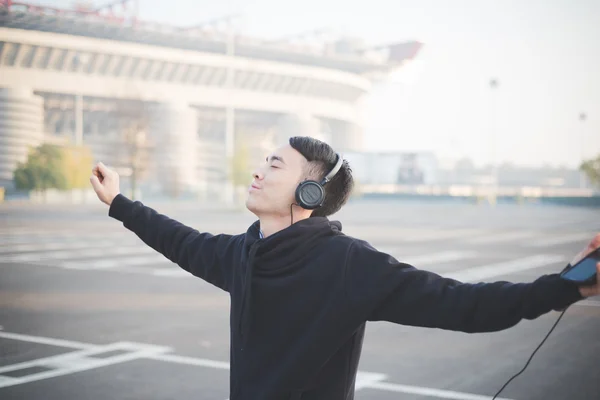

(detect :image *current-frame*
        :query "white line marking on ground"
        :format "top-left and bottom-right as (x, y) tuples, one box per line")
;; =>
(0, 347), (102, 373)
(402, 229), (486, 242)
(467, 231), (537, 244)
(0, 228), (129, 236)
(445, 254), (567, 282)
(0, 228), (57, 235)
(0, 245), (155, 264)
(0, 331), (96, 350)
(143, 356), (390, 391)
(144, 354), (230, 370)
(0, 333), (172, 389)
(0, 255), (176, 276)
(0, 231), (130, 245)
(1, 331), (511, 399)
(402, 251), (478, 267)
(0, 376), (14, 386)
(354, 372), (388, 390)
(152, 268), (189, 277)
(366, 382), (514, 400)
(527, 233), (592, 247)
(58, 254), (167, 270)
(0, 240), (117, 254)
(0, 343), (170, 389)
(578, 299), (600, 307)
(0, 232), (85, 240)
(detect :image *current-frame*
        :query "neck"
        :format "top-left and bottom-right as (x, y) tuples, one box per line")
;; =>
(259, 206), (311, 238)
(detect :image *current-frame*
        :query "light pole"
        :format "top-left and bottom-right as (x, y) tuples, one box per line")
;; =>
(225, 17), (236, 205)
(75, 93), (83, 146)
(180, 14), (242, 203)
(489, 78), (499, 204)
(579, 112), (587, 188)
(189, 14), (243, 204)
(73, 54), (90, 147)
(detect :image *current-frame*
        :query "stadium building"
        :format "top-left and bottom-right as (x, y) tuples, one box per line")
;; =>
(0, 0), (422, 198)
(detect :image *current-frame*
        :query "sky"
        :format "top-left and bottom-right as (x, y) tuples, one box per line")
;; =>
(42, 0), (600, 168)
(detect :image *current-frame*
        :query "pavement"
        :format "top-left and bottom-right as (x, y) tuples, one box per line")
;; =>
(0, 198), (599, 400)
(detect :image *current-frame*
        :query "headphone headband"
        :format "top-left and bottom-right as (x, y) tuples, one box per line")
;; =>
(319, 153), (343, 186)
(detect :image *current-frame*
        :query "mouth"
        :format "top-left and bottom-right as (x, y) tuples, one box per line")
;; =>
(249, 184), (261, 192)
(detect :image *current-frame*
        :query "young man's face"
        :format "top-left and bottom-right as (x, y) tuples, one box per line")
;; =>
(246, 144), (307, 217)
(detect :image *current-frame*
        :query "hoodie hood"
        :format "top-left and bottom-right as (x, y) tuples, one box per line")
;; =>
(238, 217), (343, 343)
(245, 217), (342, 267)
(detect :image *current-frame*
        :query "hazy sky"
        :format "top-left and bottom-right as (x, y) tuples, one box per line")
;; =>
(44, 0), (600, 167)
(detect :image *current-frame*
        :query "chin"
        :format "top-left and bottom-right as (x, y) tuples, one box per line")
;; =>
(245, 197), (259, 216)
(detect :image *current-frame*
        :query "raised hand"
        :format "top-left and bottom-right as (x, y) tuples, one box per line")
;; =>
(90, 162), (120, 206)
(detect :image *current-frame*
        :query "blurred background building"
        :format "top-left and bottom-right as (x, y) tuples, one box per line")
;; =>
(0, 0), (422, 200)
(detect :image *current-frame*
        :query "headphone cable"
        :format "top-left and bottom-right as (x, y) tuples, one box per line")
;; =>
(492, 306), (570, 399)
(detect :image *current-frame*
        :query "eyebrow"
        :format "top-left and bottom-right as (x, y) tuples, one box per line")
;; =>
(266, 155), (286, 164)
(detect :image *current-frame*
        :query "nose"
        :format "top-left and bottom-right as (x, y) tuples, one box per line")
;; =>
(252, 166), (264, 181)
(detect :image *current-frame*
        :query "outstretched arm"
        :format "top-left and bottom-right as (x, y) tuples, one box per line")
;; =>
(344, 240), (585, 333)
(90, 162), (238, 292)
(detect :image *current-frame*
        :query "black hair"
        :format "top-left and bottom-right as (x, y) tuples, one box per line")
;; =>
(289, 136), (354, 217)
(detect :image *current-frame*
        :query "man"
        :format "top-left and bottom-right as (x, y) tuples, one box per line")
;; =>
(90, 136), (600, 400)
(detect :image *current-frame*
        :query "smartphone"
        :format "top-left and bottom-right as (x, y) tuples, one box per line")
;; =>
(560, 247), (600, 286)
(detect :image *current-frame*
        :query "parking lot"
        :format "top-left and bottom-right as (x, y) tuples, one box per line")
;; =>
(1, 198), (599, 399)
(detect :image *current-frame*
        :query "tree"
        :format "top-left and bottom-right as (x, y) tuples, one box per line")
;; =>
(13, 144), (68, 196)
(60, 145), (95, 189)
(226, 139), (252, 204)
(230, 140), (251, 188)
(580, 155), (600, 188)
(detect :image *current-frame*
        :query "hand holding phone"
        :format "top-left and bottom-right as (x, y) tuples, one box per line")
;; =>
(559, 233), (600, 298)
(560, 247), (600, 286)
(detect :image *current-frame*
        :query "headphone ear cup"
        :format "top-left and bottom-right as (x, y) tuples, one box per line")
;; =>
(295, 181), (324, 210)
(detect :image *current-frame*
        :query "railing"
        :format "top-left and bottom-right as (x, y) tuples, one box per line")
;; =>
(358, 184), (599, 198)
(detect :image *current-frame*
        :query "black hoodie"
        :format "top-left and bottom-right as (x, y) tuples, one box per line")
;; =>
(108, 194), (583, 400)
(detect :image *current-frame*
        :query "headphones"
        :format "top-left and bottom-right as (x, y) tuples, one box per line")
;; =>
(295, 153), (344, 210)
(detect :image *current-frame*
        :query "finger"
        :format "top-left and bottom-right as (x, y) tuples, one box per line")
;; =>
(571, 248), (587, 265)
(89, 175), (103, 192)
(572, 234), (600, 265)
(96, 162), (110, 177)
(580, 237), (600, 261)
(591, 233), (600, 249)
(92, 167), (104, 181)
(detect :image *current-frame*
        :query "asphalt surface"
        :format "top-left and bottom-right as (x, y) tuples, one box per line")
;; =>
(0, 198), (599, 400)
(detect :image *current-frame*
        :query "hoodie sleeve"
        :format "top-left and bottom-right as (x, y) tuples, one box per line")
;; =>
(108, 194), (238, 292)
(344, 240), (583, 333)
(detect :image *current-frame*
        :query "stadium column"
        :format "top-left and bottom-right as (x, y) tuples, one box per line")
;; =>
(0, 87), (45, 189)
(147, 102), (199, 198)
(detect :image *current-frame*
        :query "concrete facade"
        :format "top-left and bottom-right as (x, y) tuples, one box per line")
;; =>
(0, 14), (416, 194)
